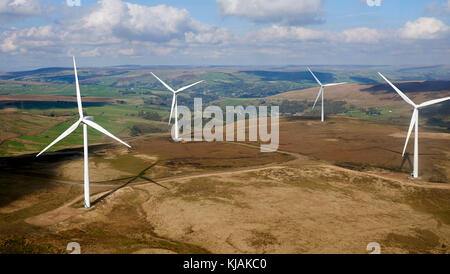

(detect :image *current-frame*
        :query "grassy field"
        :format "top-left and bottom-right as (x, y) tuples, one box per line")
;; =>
(0, 102), (170, 156)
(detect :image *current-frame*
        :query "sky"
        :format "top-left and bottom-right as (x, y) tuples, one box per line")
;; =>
(0, 0), (449, 71)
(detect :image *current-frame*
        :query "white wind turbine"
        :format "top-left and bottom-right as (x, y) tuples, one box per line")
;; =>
(151, 72), (203, 141)
(307, 67), (347, 122)
(378, 72), (450, 178)
(36, 57), (131, 208)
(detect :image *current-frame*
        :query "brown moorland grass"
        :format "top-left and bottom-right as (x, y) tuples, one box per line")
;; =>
(276, 116), (450, 183)
(0, 116), (449, 254)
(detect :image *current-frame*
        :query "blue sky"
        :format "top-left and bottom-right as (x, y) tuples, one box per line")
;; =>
(0, 0), (449, 71)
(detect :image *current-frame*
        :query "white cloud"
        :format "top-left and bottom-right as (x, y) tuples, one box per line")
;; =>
(247, 25), (327, 43)
(398, 17), (450, 40)
(118, 48), (134, 56)
(255, 47), (292, 56)
(246, 25), (387, 45)
(185, 27), (234, 45)
(216, 0), (324, 25)
(0, 25), (62, 54)
(0, 0), (43, 22)
(0, 35), (16, 52)
(342, 28), (385, 43)
(80, 0), (204, 42)
(0, 0), (234, 58)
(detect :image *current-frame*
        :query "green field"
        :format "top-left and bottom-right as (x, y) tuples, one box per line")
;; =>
(0, 102), (169, 156)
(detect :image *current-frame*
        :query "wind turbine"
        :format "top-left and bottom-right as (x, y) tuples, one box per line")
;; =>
(150, 72), (203, 141)
(36, 57), (131, 208)
(307, 67), (346, 122)
(378, 72), (450, 178)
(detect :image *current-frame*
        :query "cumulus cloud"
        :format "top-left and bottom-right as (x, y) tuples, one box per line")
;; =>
(342, 28), (385, 43)
(73, 0), (234, 47)
(0, 0), (234, 58)
(0, 0), (44, 22)
(398, 17), (450, 40)
(247, 25), (327, 43)
(185, 27), (234, 45)
(0, 25), (63, 54)
(245, 20), (448, 51)
(246, 25), (387, 45)
(81, 0), (204, 42)
(217, 0), (324, 25)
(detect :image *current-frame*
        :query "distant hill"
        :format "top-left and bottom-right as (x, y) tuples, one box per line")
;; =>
(1, 65), (449, 101)
(268, 82), (450, 120)
(0, 67), (71, 80)
(396, 65), (443, 72)
(0, 67), (130, 84)
(240, 70), (335, 83)
(361, 81), (450, 94)
(349, 76), (378, 84)
(0, 95), (112, 110)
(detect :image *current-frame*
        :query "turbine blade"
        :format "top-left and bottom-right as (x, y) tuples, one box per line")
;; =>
(324, 82), (347, 87)
(176, 80), (204, 93)
(418, 97), (450, 108)
(169, 93), (176, 125)
(312, 87), (322, 110)
(36, 120), (81, 157)
(83, 119), (131, 148)
(378, 72), (416, 107)
(73, 56), (84, 118)
(307, 67), (322, 86)
(402, 109), (417, 157)
(151, 72), (175, 93)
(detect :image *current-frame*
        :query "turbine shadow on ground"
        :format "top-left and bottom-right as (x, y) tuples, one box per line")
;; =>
(373, 146), (439, 172)
(371, 147), (414, 172)
(0, 145), (110, 208)
(332, 145), (444, 177)
(91, 161), (168, 206)
(400, 152), (413, 173)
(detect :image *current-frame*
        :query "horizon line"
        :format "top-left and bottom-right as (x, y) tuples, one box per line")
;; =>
(0, 64), (447, 73)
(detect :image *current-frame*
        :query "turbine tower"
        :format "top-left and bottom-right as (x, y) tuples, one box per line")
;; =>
(36, 57), (131, 208)
(307, 67), (346, 122)
(151, 72), (203, 141)
(378, 72), (450, 178)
